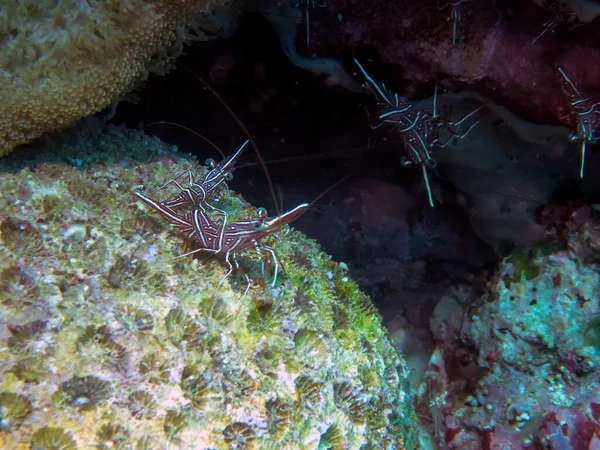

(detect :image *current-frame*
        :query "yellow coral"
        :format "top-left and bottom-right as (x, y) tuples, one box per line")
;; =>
(0, 0), (237, 155)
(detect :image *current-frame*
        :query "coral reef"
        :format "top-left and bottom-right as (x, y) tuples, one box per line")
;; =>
(303, 0), (600, 130)
(0, 124), (418, 449)
(421, 214), (600, 448)
(0, 0), (242, 155)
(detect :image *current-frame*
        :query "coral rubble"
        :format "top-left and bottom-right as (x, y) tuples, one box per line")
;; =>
(0, 124), (418, 449)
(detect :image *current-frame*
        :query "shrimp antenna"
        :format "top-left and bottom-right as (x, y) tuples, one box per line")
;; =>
(177, 63), (282, 216)
(144, 121), (226, 159)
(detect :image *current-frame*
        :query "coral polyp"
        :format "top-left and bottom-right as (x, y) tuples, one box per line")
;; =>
(334, 381), (368, 424)
(53, 376), (112, 411)
(95, 424), (130, 450)
(318, 424), (344, 450)
(127, 390), (158, 419)
(30, 427), (77, 450)
(222, 422), (257, 449)
(295, 375), (323, 411)
(163, 410), (186, 438)
(265, 398), (293, 437)
(0, 392), (32, 431)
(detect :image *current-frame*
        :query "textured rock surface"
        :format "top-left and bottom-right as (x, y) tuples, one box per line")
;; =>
(422, 219), (600, 449)
(0, 124), (418, 449)
(0, 0), (241, 155)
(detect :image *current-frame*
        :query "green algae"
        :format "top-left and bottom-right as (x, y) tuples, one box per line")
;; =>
(584, 316), (600, 351)
(504, 250), (541, 287)
(503, 240), (567, 288)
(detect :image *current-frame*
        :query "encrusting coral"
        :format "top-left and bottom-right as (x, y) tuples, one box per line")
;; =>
(0, 0), (241, 156)
(0, 124), (419, 449)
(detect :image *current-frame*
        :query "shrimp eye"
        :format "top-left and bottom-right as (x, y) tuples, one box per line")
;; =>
(224, 172), (233, 181)
(400, 157), (412, 167)
(205, 158), (216, 169)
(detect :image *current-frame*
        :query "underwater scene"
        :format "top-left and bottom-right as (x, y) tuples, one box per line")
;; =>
(2, 1), (600, 449)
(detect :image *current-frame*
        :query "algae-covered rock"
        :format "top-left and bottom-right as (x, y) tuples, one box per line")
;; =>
(0, 125), (418, 449)
(426, 226), (600, 449)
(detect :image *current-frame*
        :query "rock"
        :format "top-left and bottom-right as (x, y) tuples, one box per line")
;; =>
(302, 0), (600, 131)
(423, 218), (600, 448)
